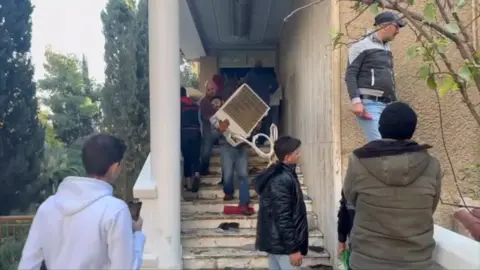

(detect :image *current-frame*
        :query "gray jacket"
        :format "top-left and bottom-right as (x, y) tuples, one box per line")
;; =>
(345, 32), (396, 100)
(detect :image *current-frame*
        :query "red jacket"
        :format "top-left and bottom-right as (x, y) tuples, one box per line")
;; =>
(181, 97), (200, 130)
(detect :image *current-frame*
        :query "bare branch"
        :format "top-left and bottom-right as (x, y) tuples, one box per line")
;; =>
(344, 4), (371, 38)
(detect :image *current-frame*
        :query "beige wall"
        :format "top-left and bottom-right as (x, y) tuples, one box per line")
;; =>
(198, 56), (218, 93)
(278, 0), (342, 264)
(338, 2), (480, 228)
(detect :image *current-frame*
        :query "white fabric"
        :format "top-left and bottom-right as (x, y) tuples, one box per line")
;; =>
(270, 86), (282, 106)
(18, 177), (145, 270)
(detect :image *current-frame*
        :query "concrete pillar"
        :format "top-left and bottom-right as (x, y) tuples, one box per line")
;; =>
(148, 0), (182, 269)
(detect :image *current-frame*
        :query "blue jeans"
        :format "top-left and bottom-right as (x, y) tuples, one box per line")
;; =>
(200, 121), (220, 173)
(220, 144), (250, 206)
(268, 254), (301, 270)
(356, 99), (387, 142)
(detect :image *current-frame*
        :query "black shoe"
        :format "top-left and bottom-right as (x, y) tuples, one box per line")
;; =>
(200, 170), (211, 176)
(223, 194), (235, 201)
(191, 176), (200, 193)
(218, 222), (240, 231)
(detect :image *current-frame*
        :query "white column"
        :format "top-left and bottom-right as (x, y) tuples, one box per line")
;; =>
(148, 0), (182, 269)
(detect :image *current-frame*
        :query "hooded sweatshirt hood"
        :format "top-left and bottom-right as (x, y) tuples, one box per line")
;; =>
(54, 176), (113, 216)
(353, 140), (432, 186)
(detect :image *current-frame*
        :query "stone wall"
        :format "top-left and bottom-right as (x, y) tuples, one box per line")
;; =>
(198, 56), (218, 93)
(278, 0), (342, 264)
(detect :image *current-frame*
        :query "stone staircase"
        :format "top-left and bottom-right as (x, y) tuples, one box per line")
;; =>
(181, 147), (330, 269)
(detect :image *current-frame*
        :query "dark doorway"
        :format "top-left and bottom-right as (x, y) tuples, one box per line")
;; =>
(219, 67), (275, 83)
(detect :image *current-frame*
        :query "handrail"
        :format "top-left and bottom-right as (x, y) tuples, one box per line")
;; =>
(133, 153), (157, 199)
(0, 215), (33, 221)
(433, 224), (480, 269)
(0, 215), (33, 241)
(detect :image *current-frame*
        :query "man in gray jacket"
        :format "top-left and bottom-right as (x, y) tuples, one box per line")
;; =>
(345, 12), (404, 142)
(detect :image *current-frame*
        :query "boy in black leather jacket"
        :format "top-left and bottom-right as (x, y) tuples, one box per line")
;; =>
(254, 136), (308, 269)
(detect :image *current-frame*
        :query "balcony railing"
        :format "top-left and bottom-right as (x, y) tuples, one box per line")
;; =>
(0, 215), (33, 241)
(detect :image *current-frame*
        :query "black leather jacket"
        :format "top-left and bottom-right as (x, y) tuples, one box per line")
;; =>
(254, 162), (308, 255)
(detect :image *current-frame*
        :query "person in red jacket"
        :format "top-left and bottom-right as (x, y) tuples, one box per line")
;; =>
(181, 86), (201, 192)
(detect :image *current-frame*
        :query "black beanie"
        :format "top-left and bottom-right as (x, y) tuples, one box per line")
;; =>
(379, 101), (417, 140)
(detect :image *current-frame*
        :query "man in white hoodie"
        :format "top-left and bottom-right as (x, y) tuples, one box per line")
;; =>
(18, 134), (146, 270)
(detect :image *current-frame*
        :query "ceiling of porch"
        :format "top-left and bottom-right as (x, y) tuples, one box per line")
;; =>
(186, 0), (294, 54)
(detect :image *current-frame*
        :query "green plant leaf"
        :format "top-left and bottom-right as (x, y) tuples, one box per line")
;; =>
(427, 74), (437, 89)
(438, 75), (458, 97)
(446, 23), (460, 34)
(370, 2), (379, 14)
(454, 0), (466, 12)
(418, 65), (431, 79)
(423, 3), (436, 22)
(407, 46), (417, 59)
(458, 65), (473, 81)
(331, 32), (344, 49)
(434, 38), (449, 54)
(407, 0), (415, 4)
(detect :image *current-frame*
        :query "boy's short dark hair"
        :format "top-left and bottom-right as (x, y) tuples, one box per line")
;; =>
(82, 134), (126, 176)
(274, 136), (301, 161)
(180, 86), (187, 97)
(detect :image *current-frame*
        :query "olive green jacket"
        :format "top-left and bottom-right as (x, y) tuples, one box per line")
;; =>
(344, 140), (442, 270)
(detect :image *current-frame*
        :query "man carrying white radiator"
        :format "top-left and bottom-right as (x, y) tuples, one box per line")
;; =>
(210, 100), (260, 216)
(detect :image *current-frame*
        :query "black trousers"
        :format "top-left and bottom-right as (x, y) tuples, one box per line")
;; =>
(181, 130), (201, 178)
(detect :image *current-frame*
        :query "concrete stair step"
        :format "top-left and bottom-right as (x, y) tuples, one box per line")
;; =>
(181, 198), (313, 214)
(200, 173), (304, 186)
(207, 164), (303, 174)
(181, 211), (319, 231)
(212, 146), (273, 156)
(208, 164), (267, 174)
(182, 246), (330, 269)
(181, 228), (324, 248)
(210, 155), (269, 166)
(183, 182), (308, 200)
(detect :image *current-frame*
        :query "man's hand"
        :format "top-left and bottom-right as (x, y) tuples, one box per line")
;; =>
(219, 119), (230, 132)
(351, 103), (372, 120)
(337, 242), (347, 257)
(133, 217), (143, 232)
(289, 251), (303, 267)
(351, 102), (365, 117)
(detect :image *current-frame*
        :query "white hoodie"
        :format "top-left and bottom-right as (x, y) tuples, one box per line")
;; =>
(18, 177), (146, 270)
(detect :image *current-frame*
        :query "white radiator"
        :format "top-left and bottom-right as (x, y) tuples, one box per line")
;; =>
(213, 83), (270, 147)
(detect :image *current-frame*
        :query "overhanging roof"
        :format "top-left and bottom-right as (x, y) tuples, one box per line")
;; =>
(180, 0), (206, 60)
(186, 0), (293, 55)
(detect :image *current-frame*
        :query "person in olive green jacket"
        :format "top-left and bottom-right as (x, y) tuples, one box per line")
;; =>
(343, 101), (442, 270)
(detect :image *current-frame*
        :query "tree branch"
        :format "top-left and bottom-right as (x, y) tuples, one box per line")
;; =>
(387, 0), (480, 126)
(346, 0), (463, 42)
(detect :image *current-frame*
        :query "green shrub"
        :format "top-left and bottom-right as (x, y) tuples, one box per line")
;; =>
(0, 233), (27, 270)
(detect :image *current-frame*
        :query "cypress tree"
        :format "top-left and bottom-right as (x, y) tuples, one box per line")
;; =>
(0, 0), (45, 214)
(101, 0), (139, 199)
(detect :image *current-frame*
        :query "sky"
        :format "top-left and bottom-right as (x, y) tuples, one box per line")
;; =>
(31, 0), (108, 83)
